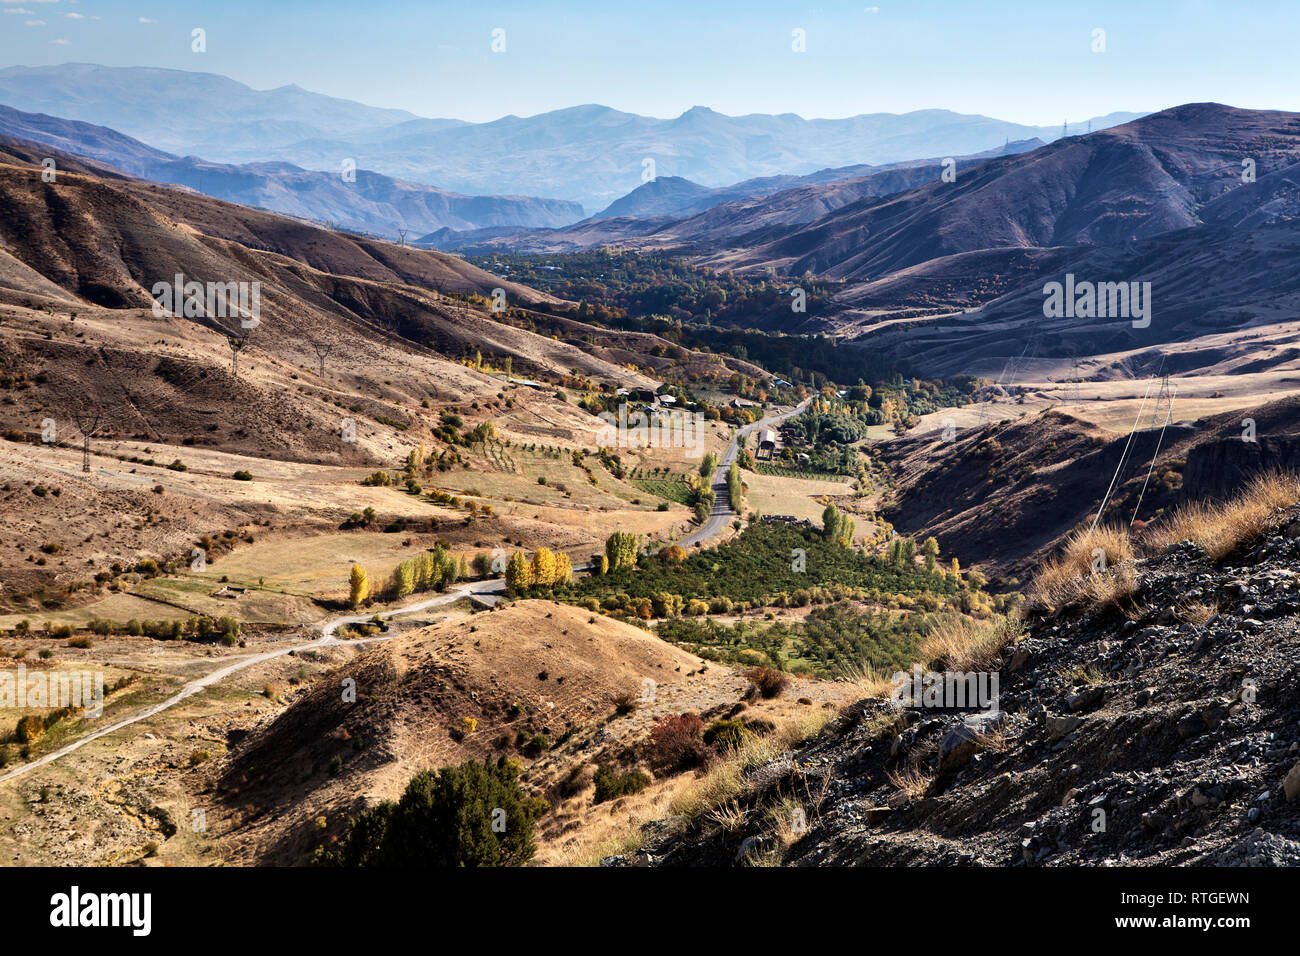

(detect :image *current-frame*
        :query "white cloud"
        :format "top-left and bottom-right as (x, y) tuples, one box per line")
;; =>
(138, 17), (156, 24)
(50, 38), (70, 45)
(3, 9), (35, 14)
(63, 11), (84, 18)
(25, 18), (45, 26)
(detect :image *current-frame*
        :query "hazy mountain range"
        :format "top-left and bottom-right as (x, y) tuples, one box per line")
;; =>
(0, 104), (583, 236)
(0, 64), (1143, 211)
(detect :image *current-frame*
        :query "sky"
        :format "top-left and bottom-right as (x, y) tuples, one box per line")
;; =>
(1, 0), (1297, 124)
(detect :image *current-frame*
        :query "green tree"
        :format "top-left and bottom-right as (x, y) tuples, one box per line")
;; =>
(923, 536), (940, 572)
(699, 451), (719, 480)
(726, 461), (744, 513)
(392, 559), (416, 598)
(323, 760), (537, 867)
(605, 532), (640, 572)
(822, 504), (842, 543)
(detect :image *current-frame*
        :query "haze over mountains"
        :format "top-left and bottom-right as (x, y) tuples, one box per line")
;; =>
(0, 64), (1143, 211)
(0, 104), (584, 237)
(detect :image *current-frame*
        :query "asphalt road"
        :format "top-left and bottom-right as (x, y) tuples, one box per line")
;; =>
(674, 397), (812, 550)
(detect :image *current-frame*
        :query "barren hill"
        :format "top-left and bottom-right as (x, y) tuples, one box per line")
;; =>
(881, 396), (1300, 583)
(215, 600), (715, 862)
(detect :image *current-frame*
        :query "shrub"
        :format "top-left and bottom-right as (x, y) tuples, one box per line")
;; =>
(15, 715), (44, 743)
(232, 471), (253, 481)
(703, 718), (750, 751)
(744, 665), (789, 699)
(592, 764), (651, 804)
(321, 759), (537, 866)
(648, 712), (707, 771)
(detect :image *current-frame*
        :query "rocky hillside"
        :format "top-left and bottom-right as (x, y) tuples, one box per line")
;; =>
(616, 503), (1300, 866)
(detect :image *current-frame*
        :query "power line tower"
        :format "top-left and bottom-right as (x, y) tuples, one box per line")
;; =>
(68, 407), (106, 473)
(227, 329), (253, 378)
(1061, 354), (1083, 404)
(311, 340), (335, 379)
(1151, 372), (1176, 426)
(977, 336), (1037, 426)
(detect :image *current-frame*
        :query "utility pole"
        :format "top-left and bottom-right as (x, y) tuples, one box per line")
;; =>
(69, 407), (105, 473)
(1152, 372), (1176, 426)
(228, 331), (252, 378)
(311, 340), (334, 379)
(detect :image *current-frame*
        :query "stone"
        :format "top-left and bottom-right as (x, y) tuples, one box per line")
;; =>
(1284, 761), (1300, 802)
(1067, 686), (1105, 712)
(1047, 714), (1083, 741)
(938, 712), (1003, 772)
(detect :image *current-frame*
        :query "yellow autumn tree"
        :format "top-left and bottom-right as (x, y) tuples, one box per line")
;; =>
(505, 551), (534, 591)
(531, 547), (559, 587)
(348, 564), (369, 607)
(552, 551), (572, 585)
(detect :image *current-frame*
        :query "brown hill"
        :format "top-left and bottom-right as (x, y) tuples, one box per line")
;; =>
(214, 600), (716, 862)
(881, 395), (1300, 583)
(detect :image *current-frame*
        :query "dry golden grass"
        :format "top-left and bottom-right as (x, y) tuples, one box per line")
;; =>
(705, 799), (747, 833)
(667, 709), (832, 821)
(918, 613), (1024, 671)
(837, 661), (899, 700)
(1175, 598), (1219, 625)
(541, 708), (833, 867)
(885, 763), (933, 801)
(537, 773), (697, 867)
(1031, 523), (1137, 612)
(1144, 472), (1300, 560)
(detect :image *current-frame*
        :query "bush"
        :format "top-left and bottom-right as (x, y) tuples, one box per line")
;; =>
(745, 665), (789, 699)
(647, 712), (707, 771)
(15, 715), (44, 743)
(592, 764), (651, 804)
(321, 759), (537, 866)
(703, 718), (750, 750)
(232, 471), (253, 481)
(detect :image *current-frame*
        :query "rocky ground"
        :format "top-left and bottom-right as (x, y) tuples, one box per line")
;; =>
(615, 508), (1300, 866)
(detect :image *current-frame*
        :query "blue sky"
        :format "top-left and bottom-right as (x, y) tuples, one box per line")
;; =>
(2, 0), (1297, 123)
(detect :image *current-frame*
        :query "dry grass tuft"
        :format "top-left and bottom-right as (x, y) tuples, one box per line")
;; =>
(1175, 598), (1218, 625)
(837, 661), (899, 701)
(918, 613), (1024, 671)
(1144, 471), (1300, 561)
(885, 763), (933, 801)
(1031, 524), (1137, 612)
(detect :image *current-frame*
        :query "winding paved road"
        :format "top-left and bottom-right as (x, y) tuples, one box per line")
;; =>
(674, 397), (812, 549)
